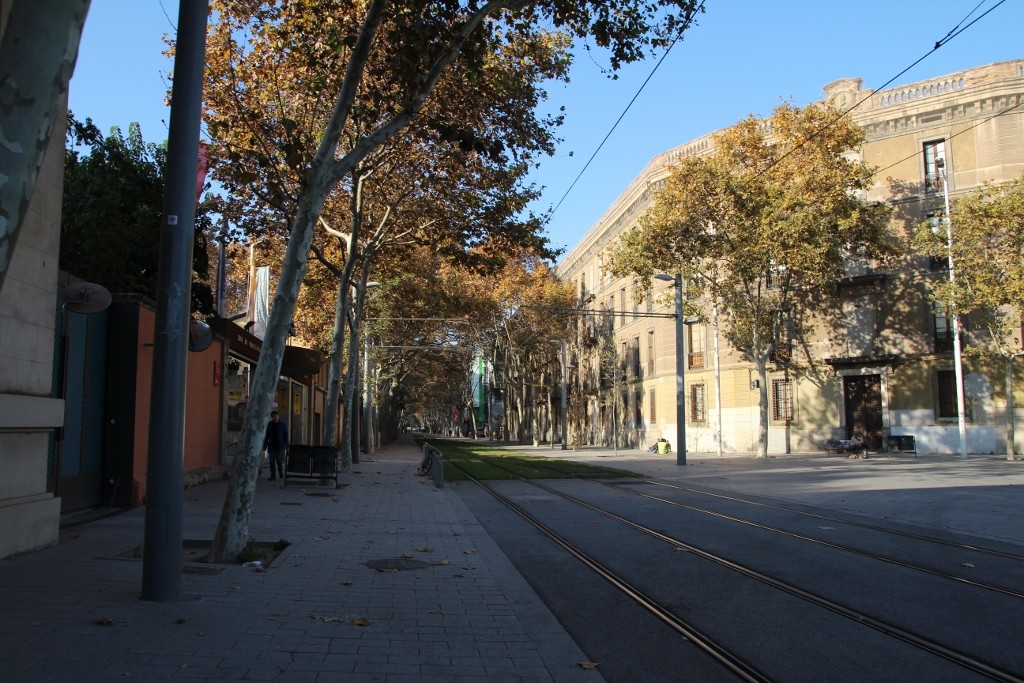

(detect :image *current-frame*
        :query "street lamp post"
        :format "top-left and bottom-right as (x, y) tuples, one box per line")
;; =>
(937, 158), (968, 459)
(655, 273), (686, 466)
(550, 339), (568, 450)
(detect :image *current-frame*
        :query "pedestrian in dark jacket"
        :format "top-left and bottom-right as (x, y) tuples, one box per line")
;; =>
(263, 410), (289, 480)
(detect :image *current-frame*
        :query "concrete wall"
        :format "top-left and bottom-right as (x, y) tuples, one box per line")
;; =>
(0, 95), (66, 556)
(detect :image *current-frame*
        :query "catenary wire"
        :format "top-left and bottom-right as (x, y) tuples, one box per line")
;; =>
(543, 0), (706, 224)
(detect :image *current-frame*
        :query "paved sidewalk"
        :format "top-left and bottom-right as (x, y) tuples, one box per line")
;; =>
(5, 437), (1023, 683)
(0, 435), (603, 683)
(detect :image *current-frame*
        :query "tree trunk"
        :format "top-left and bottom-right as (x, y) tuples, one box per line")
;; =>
(209, 181), (332, 562)
(341, 268), (373, 469)
(755, 357), (769, 459)
(322, 280), (350, 446)
(0, 0), (90, 295)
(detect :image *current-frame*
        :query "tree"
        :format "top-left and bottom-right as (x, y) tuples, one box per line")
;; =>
(62, 116), (214, 314)
(205, 0), (703, 562)
(0, 0), (90, 295)
(608, 101), (895, 458)
(914, 175), (1024, 460)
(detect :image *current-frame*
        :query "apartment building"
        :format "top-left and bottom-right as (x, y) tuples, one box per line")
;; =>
(555, 60), (1024, 456)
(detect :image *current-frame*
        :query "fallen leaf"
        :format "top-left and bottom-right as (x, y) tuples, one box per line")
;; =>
(463, 549), (477, 555)
(352, 617), (370, 627)
(462, 566), (476, 571)
(962, 562), (975, 568)
(94, 617), (116, 626)
(174, 618), (187, 624)
(416, 547), (433, 553)
(579, 661), (601, 670)
(310, 613), (343, 622)
(437, 559), (450, 566)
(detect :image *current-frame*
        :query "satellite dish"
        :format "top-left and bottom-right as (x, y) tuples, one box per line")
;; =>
(60, 282), (112, 314)
(189, 320), (214, 352)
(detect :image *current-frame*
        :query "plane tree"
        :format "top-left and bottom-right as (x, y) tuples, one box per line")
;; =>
(914, 175), (1024, 459)
(203, 0), (702, 561)
(607, 102), (895, 458)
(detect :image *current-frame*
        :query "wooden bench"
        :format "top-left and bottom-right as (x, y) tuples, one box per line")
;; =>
(284, 445), (341, 488)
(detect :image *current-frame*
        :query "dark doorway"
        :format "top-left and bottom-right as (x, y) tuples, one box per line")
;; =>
(843, 375), (883, 450)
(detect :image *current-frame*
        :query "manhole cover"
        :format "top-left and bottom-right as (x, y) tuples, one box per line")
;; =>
(365, 558), (432, 571)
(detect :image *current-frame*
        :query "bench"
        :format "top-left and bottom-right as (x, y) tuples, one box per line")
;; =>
(284, 445), (341, 488)
(824, 437), (867, 458)
(886, 434), (917, 458)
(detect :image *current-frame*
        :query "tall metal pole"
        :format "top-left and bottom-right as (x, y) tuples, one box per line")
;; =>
(655, 273), (687, 465)
(142, 0), (208, 602)
(672, 275), (687, 465)
(939, 158), (968, 459)
(559, 340), (568, 450)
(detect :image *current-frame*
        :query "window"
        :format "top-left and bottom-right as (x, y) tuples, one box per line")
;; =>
(772, 310), (793, 363)
(634, 390), (643, 428)
(689, 383), (707, 424)
(632, 280), (639, 320)
(619, 288), (626, 324)
(937, 369), (972, 420)
(926, 211), (949, 270)
(632, 336), (641, 378)
(766, 262), (787, 289)
(646, 330), (655, 375)
(649, 392), (657, 424)
(771, 378), (794, 422)
(688, 324), (705, 369)
(934, 309), (954, 353)
(923, 139), (946, 194)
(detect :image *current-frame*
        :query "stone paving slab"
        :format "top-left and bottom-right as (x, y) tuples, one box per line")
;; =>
(0, 436), (604, 683)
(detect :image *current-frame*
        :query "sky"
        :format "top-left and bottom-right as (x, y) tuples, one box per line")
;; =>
(68, 1), (1024, 258)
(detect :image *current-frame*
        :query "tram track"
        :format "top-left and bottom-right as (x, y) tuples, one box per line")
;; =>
(450, 456), (1024, 682)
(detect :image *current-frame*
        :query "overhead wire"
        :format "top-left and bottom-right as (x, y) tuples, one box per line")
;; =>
(543, 0), (706, 224)
(754, 0), (1007, 180)
(544, 0), (1008, 220)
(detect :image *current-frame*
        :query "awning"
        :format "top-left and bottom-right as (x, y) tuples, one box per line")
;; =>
(208, 317), (324, 378)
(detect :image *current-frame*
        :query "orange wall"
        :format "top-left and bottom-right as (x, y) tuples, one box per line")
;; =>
(130, 305), (224, 504)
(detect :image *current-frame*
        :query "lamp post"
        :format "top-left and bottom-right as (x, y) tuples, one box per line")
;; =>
(654, 273), (686, 466)
(550, 339), (568, 450)
(937, 158), (968, 459)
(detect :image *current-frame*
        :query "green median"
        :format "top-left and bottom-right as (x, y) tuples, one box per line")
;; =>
(415, 438), (643, 481)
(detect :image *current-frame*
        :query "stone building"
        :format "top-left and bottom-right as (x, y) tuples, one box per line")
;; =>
(555, 59), (1024, 456)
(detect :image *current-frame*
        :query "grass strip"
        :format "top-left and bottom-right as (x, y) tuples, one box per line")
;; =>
(415, 438), (643, 481)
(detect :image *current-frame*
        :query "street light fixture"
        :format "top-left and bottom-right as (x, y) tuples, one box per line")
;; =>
(937, 158), (968, 459)
(654, 273), (686, 466)
(549, 339), (568, 450)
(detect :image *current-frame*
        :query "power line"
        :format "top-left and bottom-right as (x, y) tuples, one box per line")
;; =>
(755, 0), (1007, 180)
(543, 1), (706, 224)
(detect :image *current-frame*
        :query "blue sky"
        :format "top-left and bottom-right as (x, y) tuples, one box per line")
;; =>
(69, 1), (1023, 256)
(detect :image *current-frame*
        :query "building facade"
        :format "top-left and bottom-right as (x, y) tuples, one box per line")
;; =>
(556, 60), (1024, 456)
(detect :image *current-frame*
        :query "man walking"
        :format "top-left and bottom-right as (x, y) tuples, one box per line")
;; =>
(263, 410), (289, 480)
